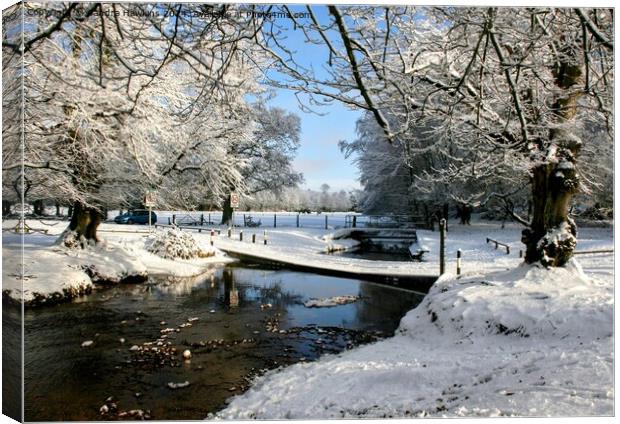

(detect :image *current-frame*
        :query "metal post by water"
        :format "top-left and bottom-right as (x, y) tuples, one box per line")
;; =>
(264, 229), (268, 245)
(252, 234), (256, 243)
(456, 249), (462, 275)
(296, 214), (300, 228)
(210, 229), (214, 246)
(325, 215), (328, 230)
(439, 219), (446, 275)
(273, 214), (277, 228)
(239, 230), (243, 241)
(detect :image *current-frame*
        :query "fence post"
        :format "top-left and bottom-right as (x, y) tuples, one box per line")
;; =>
(172, 214), (176, 225)
(456, 249), (462, 275)
(200, 214), (204, 226)
(239, 230), (243, 241)
(264, 230), (268, 245)
(252, 234), (256, 243)
(352, 215), (357, 228)
(210, 229), (214, 246)
(325, 215), (328, 230)
(243, 214), (246, 227)
(227, 228), (232, 238)
(273, 214), (277, 228)
(208, 213), (211, 224)
(506, 246), (510, 255)
(168, 217), (171, 225)
(296, 214), (300, 228)
(439, 219), (446, 275)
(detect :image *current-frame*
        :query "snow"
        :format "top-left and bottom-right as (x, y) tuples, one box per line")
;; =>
(218, 256), (613, 418)
(210, 220), (613, 280)
(3, 216), (613, 416)
(212, 220), (613, 419)
(2, 220), (232, 305)
(145, 227), (216, 259)
(304, 295), (360, 308)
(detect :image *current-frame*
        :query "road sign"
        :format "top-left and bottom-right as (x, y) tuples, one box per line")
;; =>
(230, 192), (240, 209)
(144, 191), (156, 207)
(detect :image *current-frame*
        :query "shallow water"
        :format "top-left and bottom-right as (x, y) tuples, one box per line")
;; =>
(21, 264), (425, 421)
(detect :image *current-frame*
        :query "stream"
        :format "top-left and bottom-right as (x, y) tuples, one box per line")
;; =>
(14, 263), (426, 420)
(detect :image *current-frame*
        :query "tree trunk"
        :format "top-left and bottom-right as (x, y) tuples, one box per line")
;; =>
(2, 200), (12, 217)
(221, 195), (233, 226)
(522, 37), (583, 267)
(522, 148), (579, 266)
(58, 202), (103, 248)
(33, 199), (45, 216)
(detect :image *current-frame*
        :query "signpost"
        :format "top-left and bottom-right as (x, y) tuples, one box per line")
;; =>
(230, 191), (239, 230)
(144, 190), (156, 231)
(230, 192), (240, 209)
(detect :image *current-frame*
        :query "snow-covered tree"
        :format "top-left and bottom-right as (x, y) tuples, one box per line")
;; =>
(2, 3), (291, 244)
(257, 5), (613, 267)
(220, 105), (302, 224)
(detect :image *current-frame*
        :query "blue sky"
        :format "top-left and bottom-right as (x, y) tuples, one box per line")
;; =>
(262, 5), (363, 193)
(268, 88), (362, 192)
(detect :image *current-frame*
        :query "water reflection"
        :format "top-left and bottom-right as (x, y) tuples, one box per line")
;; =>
(149, 269), (216, 296)
(223, 269), (239, 307)
(22, 264), (426, 421)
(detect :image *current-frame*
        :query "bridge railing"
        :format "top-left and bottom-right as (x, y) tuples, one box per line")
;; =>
(344, 214), (430, 230)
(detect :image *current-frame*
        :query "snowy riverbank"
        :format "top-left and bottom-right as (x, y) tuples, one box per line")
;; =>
(211, 220), (612, 279)
(2, 221), (232, 306)
(218, 258), (614, 418)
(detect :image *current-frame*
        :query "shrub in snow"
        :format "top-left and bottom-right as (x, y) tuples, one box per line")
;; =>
(146, 229), (214, 260)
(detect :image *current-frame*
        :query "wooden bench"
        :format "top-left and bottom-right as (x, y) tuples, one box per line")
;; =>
(486, 237), (510, 254)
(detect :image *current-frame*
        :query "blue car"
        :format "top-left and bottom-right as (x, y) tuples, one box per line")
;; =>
(114, 209), (157, 225)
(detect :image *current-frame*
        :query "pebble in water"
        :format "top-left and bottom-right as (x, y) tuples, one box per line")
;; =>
(81, 340), (94, 348)
(183, 349), (192, 359)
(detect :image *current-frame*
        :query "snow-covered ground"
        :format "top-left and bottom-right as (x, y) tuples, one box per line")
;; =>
(218, 259), (614, 418)
(209, 220), (614, 418)
(2, 220), (232, 305)
(210, 220), (612, 280)
(3, 216), (614, 417)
